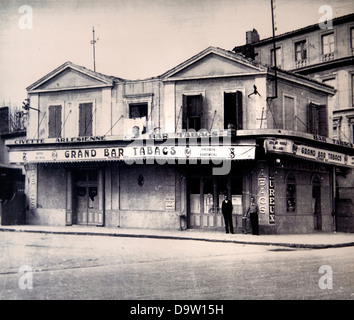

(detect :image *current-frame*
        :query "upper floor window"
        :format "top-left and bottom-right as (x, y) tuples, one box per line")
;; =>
(321, 33), (334, 61)
(307, 102), (328, 136)
(271, 47), (282, 69)
(48, 105), (62, 138)
(182, 94), (202, 131)
(79, 102), (93, 137)
(351, 27), (354, 53)
(129, 102), (148, 134)
(224, 91), (243, 130)
(294, 40), (307, 68)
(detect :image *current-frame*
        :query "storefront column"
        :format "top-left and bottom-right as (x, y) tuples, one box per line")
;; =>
(65, 170), (73, 225)
(97, 168), (105, 226)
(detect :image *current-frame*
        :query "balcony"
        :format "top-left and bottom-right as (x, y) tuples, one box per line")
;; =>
(321, 52), (334, 62)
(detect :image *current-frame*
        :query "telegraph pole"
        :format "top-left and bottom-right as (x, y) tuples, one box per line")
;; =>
(91, 27), (98, 72)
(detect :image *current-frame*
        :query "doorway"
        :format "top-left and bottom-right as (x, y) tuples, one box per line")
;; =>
(74, 168), (100, 225)
(312, 176), (322, 230)
(188, 174), (242, 230)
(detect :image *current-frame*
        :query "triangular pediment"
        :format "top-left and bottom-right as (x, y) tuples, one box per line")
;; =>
(162, 47), (265, 80)
(27, 62), (115, 93)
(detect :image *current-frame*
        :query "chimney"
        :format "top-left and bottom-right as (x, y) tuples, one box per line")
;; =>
(246, 29), (260, 44)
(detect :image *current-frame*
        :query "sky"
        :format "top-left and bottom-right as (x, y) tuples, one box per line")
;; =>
(0, 0), (353, 107)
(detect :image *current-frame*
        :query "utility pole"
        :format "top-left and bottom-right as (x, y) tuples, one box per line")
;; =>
(90, 27), (98, 72)
(269, 0), (278, 99)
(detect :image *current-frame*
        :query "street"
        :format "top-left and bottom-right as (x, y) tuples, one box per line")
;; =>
(0, 231), (353, 300)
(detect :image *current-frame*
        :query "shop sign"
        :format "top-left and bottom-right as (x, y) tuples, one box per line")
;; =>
(257, 165), (268, 215)
(264, 138), (354, 168)
(165, 197), (175, 211)
(12, 136), (106, 145)
(9, 145), (255, 164)
(26, 164), (37, 211)
(269, 174), (275, 224)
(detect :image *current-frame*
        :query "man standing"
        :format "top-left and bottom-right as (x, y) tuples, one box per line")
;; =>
(247, 196), (259, 235)
(221, 195), (234, 234)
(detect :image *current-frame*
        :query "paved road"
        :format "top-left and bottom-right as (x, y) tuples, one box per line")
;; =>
(0, 231), (353, 300)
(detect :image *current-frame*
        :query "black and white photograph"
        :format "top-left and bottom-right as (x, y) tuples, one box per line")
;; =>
(1, 0), (354, 305)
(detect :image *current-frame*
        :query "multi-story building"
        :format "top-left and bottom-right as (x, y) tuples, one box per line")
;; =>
(233, 13), (354, 232)
(0, 107), (26, 225)
(6, 46), (353, 234)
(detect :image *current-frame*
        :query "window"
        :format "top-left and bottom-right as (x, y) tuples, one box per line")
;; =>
(129, 103), (148, 119)
(321, 33), (334, 61)
(295, 40), (307, 61)
(48, 105), (62, 138)
(129, 102), (148, 134)
(286, 174), (296, 212)
(182, 94), (202, 131)
(332, 117), (342, 140)
(224, 91), (243, 130)
(79, 102), (93, 137)
(271, 47), (282, 68)
(351, 27), (354, 51)
(307, 103), (328, 136)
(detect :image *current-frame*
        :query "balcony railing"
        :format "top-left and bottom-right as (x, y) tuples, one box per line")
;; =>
(321, 52), (334, 62)
(295, 59), (307, 68)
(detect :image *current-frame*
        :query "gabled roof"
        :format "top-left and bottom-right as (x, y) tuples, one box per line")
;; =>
(26, 61), (125, 93)
(160, 46), (267, 80)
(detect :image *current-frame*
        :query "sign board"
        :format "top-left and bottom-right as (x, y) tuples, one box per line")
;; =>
(264, 138), (354, 168)
(9, 145), (255, 164)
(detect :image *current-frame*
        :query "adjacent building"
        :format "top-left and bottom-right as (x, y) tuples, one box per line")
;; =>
(6, 46), (354, 234)
(0, 107), (26, 225)
(233, 13), (354, 232)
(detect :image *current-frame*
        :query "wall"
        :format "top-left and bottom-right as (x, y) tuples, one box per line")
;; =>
(117, 163), (180, 229)
(267, 77), (329, 134)
(272, 160), (333, 234)
(173, 76), (267, 132)
(26, 164), (66, 226)
(254, 21), (353, 71)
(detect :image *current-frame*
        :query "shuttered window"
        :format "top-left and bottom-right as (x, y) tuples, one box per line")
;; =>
(307, 103), (328, 136)
(79, 103), (93, 137)
(182, 94), (203, 131)
(48, 105), (62, 138)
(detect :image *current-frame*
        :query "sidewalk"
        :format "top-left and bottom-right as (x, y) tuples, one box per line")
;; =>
(1, 224), (354, 249)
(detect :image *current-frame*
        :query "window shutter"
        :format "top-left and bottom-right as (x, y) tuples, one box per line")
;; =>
(79, 103), (93, 136)
(318, 105), (328, 137)
(236, 91), (243, 130)
(308, 103), (318, 134)
(49, 105), (62, 138)
(182, 94), (187, 130)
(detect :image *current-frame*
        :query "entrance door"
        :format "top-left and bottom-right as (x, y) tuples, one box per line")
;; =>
(188, 175), (242, 230)
(74, 169), (100, 225)
(312, 184), (322, 230)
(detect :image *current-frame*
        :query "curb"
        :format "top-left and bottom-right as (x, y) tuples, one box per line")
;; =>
(1, 227), (354, 249)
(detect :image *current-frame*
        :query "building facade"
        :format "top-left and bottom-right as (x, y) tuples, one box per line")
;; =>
(233, 13), (354, 232)
(7, 46), (354, 234)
